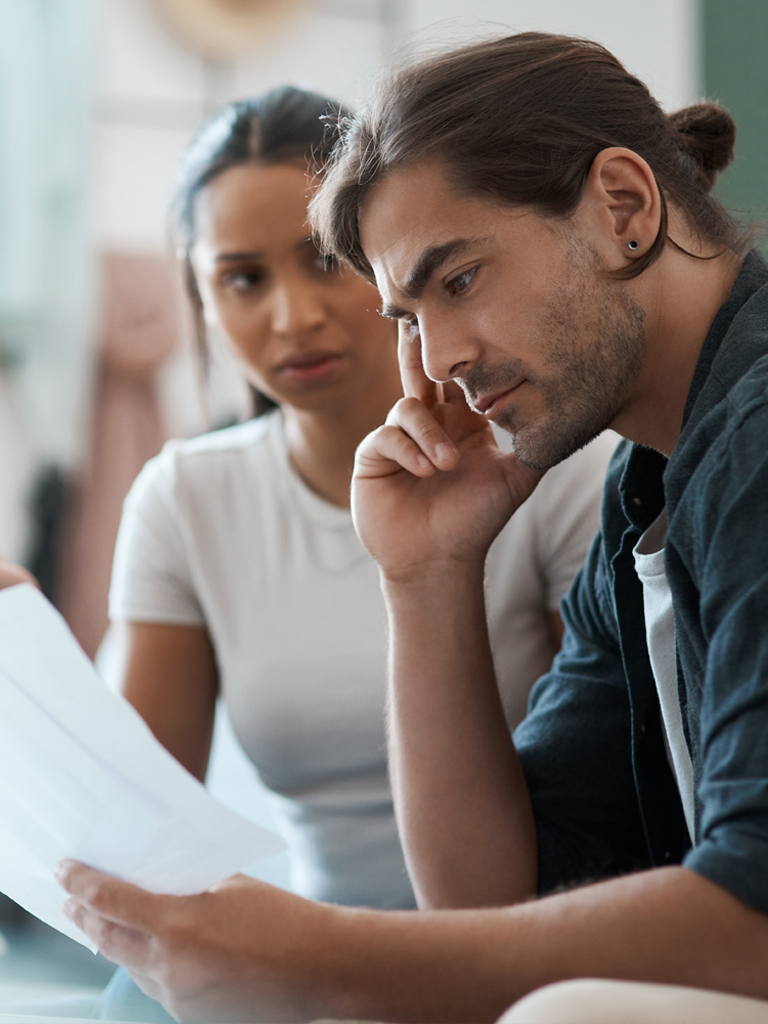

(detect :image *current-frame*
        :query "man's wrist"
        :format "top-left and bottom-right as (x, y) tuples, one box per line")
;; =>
(379, 558), (486, 592)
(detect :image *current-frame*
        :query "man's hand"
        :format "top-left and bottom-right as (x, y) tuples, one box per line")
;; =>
(351, 329), (540, 909)
(57, 861), (768, 1023)
(0, 559), (37, 590)
(352, 327), (542, 583)
(56, 861), (336, 1024)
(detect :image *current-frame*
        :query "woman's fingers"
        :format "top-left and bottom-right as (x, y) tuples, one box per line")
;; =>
(356, 399), (459, 479)
(398, 323), (439, 406)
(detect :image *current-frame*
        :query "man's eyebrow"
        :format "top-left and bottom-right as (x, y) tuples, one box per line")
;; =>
(379, 236), (487, 320)
(402, 236), (485, 300)
(380, 302), (411, 321)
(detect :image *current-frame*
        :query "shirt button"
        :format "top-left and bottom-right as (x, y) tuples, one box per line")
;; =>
(633, 496), (642, 506)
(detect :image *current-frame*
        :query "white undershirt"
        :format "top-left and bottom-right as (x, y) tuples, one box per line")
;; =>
(633, 508), (695, 841)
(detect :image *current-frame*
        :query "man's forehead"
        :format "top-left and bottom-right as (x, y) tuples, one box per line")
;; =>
(360, 162), (494, 294)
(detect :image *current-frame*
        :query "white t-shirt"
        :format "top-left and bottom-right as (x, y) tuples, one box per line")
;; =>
(110, 411), (616, 907)
(633, 509), (695, 841)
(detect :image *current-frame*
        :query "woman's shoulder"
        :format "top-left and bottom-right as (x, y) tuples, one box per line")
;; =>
(151, 412), (282, 480)
(165, 410), (282, 463)
(129, 412), (285, 512)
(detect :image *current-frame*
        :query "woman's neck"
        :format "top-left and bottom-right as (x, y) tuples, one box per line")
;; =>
(282, 378), (403, 509)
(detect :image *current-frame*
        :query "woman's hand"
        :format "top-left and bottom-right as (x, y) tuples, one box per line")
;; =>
(352, 327), (543, 584)
(56, 861), (337, 1024)
(0, 559), (37, 590)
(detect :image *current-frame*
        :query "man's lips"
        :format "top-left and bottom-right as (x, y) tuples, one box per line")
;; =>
(473, 380), (525, 417)
(275, 351), (345, 380)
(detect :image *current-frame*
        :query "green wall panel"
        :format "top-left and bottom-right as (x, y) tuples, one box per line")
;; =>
(702, 0), (768, 224)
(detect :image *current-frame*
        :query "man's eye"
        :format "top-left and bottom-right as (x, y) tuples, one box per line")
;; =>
(446, 268), (477, 296)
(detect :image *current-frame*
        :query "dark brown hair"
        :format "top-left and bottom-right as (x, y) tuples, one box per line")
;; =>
(171, 85), (349, 416)
(310, 32), (740, 281)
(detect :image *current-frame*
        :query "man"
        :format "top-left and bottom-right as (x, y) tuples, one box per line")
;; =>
(56, 33), (768, 1023)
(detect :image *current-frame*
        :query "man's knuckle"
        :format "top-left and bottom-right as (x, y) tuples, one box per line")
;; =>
(159, 906), (187, 949)
(153, 946), (193, 999)
(91, 916), (117, 952)
(400, 397), (424, 415)
(421, 424), (445, 444)
(86, 881), (111, 915)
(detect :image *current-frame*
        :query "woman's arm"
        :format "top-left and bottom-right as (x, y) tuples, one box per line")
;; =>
(112, 621), (218, 782)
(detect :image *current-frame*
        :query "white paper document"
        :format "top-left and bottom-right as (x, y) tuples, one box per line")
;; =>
(0, 584), (285, 950)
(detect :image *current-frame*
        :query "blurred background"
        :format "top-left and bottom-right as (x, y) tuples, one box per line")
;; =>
(0, 0), (766, 1006)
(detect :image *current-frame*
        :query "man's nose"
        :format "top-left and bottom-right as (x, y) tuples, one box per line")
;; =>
(420, 318), (477, 382)
(271, 277), (326, 335)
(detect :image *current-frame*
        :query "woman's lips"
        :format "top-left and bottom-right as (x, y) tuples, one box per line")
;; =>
(275, 351), (345, 381)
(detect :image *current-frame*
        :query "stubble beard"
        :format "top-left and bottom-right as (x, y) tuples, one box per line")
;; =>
(460, 246), (647, 470)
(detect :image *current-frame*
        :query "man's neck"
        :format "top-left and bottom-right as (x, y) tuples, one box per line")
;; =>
(611, 245), (743, 457)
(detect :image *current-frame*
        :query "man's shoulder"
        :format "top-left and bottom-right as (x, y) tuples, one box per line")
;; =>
(672, 353), (768, 492)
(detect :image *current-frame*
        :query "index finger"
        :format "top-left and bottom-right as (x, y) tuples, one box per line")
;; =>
(55, 859), (163, 934)
(398, 322), (442, 407)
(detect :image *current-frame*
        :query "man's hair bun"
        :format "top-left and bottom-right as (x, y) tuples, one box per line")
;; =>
(669, 103), (736, 191)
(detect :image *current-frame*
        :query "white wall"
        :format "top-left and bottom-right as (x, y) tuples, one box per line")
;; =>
(92, 0), (700, 256)
(407, 0), (700, 112)
(93, 0), (394, 254)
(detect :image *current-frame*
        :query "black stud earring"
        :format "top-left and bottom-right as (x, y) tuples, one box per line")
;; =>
(628, 239), (639, 251)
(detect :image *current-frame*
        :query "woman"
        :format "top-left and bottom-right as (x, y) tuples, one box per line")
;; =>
(0, 560), (35, 589)
(108, 85), (616, 912)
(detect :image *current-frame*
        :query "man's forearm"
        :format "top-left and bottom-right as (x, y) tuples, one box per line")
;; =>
(320, 866), (768, 1023)
(60, 860), (768, 1023)
(383, 564), (537, 908)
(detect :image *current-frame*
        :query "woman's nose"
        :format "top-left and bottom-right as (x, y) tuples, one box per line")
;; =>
(271, 278), (326, 336)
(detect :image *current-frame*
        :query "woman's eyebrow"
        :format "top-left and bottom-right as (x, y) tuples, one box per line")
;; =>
(215, 251), (265, 262)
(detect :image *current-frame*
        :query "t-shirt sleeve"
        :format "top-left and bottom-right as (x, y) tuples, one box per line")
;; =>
(109, 447), (206, 626)
(533, 431), (618, 611)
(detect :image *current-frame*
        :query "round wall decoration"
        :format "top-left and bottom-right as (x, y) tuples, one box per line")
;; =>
(151, 0), (310, 59)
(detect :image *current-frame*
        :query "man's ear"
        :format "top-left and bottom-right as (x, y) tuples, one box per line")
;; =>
(575, 147), (661, 269)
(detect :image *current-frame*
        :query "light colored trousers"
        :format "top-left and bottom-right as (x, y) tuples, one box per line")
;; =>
(499, 979), (768, 1023)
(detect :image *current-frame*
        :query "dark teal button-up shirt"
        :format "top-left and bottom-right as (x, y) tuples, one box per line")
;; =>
(515, 250), (768, 912)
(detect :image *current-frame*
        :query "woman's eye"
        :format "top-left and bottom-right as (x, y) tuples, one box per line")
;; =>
(446, 267), (477, 296)
(313, 252), (339, 272)
(221, 269), (263, 292)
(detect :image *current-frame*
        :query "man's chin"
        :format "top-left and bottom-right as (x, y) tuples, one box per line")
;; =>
(501, 415), (604, 470)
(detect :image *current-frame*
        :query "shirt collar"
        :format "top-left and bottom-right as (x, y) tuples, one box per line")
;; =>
(617, 249), (768, 531)
(681, 249), (768, 432)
